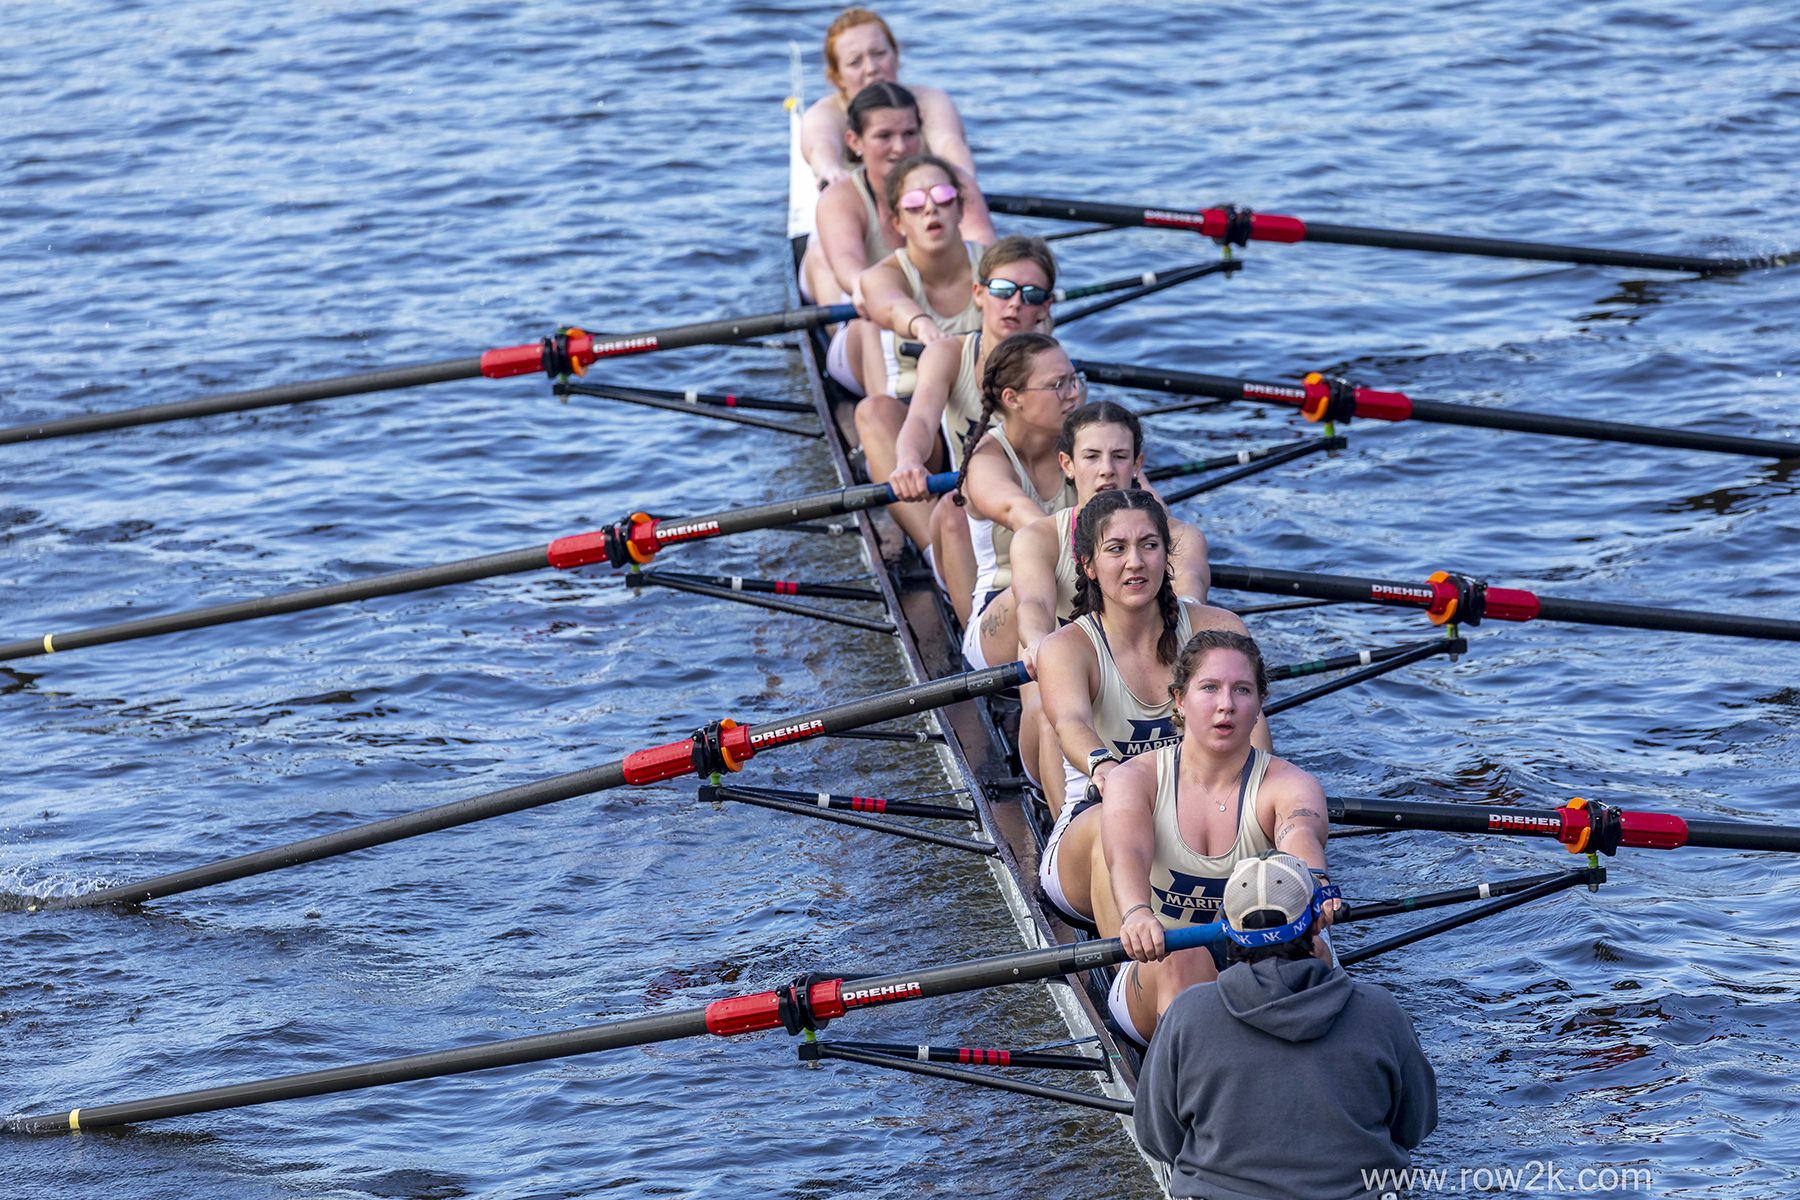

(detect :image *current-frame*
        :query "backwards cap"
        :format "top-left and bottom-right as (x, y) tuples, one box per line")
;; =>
(1221, 850), (1338, 947)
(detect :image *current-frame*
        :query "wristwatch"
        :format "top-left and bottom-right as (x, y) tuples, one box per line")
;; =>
(1086, 747), (1122, 775)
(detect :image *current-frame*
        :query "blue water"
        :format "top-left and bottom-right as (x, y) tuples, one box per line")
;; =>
(4, 2), (1798, 1197)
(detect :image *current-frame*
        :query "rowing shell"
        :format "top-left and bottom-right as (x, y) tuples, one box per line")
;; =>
(781, 64), (1165, 1186)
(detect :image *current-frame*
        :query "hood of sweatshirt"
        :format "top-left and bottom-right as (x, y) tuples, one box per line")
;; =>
(1216, 956), (1354, 1042)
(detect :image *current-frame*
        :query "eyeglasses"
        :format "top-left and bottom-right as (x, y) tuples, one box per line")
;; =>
(898, 183), (959, 212)
(1017, 372), (1088, 400)
(979, 278), (1051, 306)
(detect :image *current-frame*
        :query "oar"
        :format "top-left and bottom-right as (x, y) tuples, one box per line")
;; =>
(7, 919), (1211, 1134)
(551, 380), (821, 438)
(1051, 259), (1242, 326)
(1147, 439), (1342, 482)
(0, 473), (956, 662)
(1211, 563), (1800, 643)
(31, 664), (1026, 912)
(986, 193), (1788, 275)
(1331, 794), (1800, 856)
(1076, 358), (1799, 461)
(0, 305), (853, 445)
(1159, 436), (1344, 504)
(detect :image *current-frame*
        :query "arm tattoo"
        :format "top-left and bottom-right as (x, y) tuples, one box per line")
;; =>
(1283, 806), (1324, 822)
(980, 604), (1006, 639)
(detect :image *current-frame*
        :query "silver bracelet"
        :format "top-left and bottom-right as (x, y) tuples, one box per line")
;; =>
(1121, 903), (1154, 922)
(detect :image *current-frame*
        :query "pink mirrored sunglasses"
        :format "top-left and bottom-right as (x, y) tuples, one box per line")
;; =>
(898, 183), (959, 213)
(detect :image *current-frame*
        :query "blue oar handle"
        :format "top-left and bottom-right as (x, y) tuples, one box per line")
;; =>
(881, 472), (962, 503)
(1163, 921), (1228, 952)
(824, 303), (858, 324)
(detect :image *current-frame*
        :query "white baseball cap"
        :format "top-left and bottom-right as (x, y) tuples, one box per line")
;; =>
(1222, 850), (1317, 944)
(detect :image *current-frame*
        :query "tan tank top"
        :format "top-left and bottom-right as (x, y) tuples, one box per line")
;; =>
(969, 425), (1079, 596)
(894, 241), (984, 335)
(1052, 506), (1081, 620)
(941, 330), (988, 469)
(1146, 745), (1276, 930)
(1072, 604), (1195, 762)
(854, 167), (895, 266)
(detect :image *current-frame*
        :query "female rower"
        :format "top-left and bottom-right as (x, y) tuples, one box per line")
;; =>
(1010, 405), (1214, 808)
(1034, 492), (1269, 941)
(855, 152), (990, 401)
(1103, 629), (1336, 1045)
(951, 332), (1084, 672)
(799, 8), (995, 239)
(803, 81), (921, 395)
(864, 234), (1056, 599)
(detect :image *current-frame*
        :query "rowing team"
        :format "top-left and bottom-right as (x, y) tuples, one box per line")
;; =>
(794, 9), (1340, 1048)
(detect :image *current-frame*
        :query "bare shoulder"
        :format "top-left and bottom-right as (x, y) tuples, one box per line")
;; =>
(918, 332), (964, 367)
(907, 83), (957, 113)
(1262, 755), (1326, 810)
(1107, 749), (1159, 803)
(1184, 601), (1248, 635)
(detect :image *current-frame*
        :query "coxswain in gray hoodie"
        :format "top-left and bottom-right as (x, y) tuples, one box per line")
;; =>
(1133, 957), (1437, 1200)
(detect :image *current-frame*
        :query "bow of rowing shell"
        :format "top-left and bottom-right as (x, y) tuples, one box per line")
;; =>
(781, 89), (1156, 1175)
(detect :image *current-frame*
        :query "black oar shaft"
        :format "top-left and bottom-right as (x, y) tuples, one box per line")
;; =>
(1053, 261), (1237, 326)
(11, 1008), (710, 1133)
(1531, 595), (1800, 641)
(56, 762), (630, 909)
(1269, 638), (1455, 682)
(806, 1044), (1132, 1115)
(12, 918), (1159, 1134)
(0, 547), (551, 662)
(3, 475), (954, 664)
(1, 305), (850, 446)
(1076, 358), (1798, 461)
(1337, 872), (1596, 967)
(552, 382), (821, 437)
(1331, 795), (1800, 855)
(1211, 563), (1800, 643)
(1264, 640), (1459, 717)
(1300, 220), (1762, 275)
(0, 358), (485, 446)
(820, 1040), (1104, 1072)
(986, 193), (1776, 274)
(1337, 870), (1581, 921)
(48, 664), (1025, 909)
(629, 573), (895, 633)
(1161, 437), (1342, 504)
(1407, 398), (1797, 460)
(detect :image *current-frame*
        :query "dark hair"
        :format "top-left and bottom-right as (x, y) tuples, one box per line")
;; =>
(978, 234), (1057, 290)
(952, 331), (1062, 506)
(846, 80), (919, 135)
(1070, 488), (1183, 665)
(883, 152), (962, 217)
(1225, 931), (1316, 963)
(1057, 400), (1142, 464)
(1169, 629), (1270, 712)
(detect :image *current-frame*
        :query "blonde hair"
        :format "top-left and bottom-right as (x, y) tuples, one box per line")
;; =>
(824, 9), (900, 94)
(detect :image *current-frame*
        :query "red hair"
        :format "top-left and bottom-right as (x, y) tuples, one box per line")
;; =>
(824, 9), (900, 93)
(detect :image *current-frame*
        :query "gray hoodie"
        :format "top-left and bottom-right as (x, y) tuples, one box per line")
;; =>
(1133, 958), (1437, 1200)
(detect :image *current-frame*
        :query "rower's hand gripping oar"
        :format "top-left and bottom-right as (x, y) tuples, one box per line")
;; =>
(1211, 562), (1800, 644)
(1076, 358), (1799, 461)
(6, 918), (1209, 1134)
(0, 472), (958, 663)
(985, 193), (1790, 275)
(0, 304), (855, 446)
(32, 661), (1027, 911)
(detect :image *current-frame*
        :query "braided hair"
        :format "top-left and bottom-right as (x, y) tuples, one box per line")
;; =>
(1070, 488), (1183, 665)
(952, 331), (1062, 507)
